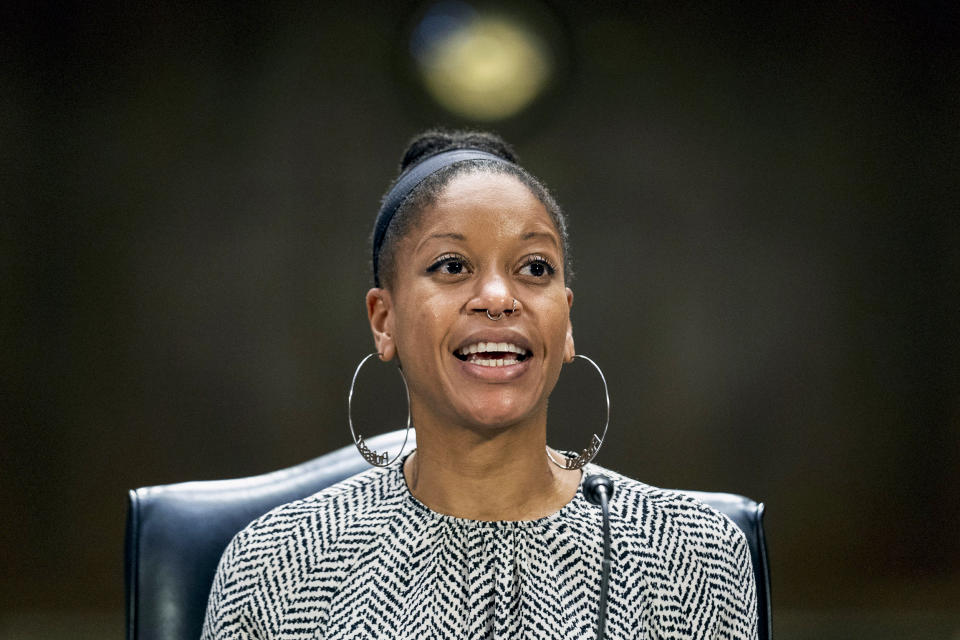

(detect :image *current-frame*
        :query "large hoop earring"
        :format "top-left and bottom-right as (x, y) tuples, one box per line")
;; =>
(348, 352), (412, 467)
(545, 354), (610, 470)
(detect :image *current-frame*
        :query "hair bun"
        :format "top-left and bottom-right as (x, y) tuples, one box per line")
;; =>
(399, 129), (519, 171)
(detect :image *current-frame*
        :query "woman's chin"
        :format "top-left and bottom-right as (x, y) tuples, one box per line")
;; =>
(450, 393), (543, 431)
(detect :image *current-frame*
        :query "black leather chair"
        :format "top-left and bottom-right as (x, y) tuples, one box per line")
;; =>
(126, 430), (772, 640)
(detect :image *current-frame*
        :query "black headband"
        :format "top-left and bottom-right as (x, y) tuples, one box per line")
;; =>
(372, 148), (512, 286)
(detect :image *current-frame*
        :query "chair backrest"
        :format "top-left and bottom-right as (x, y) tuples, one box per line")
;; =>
(126, 430), (771, 640)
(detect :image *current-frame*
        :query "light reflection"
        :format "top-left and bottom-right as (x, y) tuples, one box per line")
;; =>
(411, 1), (553, 121)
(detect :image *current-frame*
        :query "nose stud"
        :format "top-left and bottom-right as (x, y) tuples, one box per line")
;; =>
(485, 299), (518, 321)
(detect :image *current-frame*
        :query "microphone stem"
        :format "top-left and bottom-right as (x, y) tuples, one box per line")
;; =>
(597, 489), (611, 640)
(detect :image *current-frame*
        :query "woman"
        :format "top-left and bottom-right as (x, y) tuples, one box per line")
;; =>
(202, 130), (758, 639)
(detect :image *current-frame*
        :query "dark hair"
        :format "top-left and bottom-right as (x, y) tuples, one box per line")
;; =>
(374, 129), (571, 288)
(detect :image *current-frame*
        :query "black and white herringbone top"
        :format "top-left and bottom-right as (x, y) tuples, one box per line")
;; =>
(202, 450), (758, 639)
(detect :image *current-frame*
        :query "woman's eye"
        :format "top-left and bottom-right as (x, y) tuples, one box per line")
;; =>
(427, 255), (469, 276)
(519, 258), (555, 278)
(442, 260), (464, 274)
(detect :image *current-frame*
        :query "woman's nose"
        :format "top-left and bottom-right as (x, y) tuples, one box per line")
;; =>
(469, 272), (519, 319)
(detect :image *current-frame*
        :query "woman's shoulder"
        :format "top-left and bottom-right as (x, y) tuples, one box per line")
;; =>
(203, 465), (406, 636)
(585, 462), (747, 550)
(580, 465), (758, 635)
(221, 463), (403, 568)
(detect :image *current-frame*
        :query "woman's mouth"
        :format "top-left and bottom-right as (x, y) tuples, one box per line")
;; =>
(454, 341), (532, 367)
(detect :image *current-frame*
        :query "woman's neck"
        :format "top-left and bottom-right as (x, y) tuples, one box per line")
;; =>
(402, 418), (582, 522)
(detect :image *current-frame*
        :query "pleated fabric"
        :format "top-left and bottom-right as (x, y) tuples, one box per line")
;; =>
(202, 449), (757, 639)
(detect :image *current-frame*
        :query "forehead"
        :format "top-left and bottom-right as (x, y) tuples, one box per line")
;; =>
(414, 171), (558, 244)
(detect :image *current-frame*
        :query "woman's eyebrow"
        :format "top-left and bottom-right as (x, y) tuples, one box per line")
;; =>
(521, 230), (560, 248)
(416, 232), (466, 253)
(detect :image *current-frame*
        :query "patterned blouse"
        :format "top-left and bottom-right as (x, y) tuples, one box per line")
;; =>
(202, 449), (758, 639)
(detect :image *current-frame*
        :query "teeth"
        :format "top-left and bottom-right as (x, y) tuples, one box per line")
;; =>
(472, 357), (519, 367)
(458, 341), (527, 356)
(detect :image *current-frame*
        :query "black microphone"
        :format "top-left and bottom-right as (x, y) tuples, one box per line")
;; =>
(583, 474), (614, 640)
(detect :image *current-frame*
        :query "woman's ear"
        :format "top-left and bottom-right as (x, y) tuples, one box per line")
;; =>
(563, 287), (575, 363)
(366, 288), (396, 361)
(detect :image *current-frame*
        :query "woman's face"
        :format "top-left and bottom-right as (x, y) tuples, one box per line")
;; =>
(367, 171), (574, 431)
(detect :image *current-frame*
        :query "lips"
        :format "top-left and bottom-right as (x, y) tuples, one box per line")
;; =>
(454, 341), (532, 367)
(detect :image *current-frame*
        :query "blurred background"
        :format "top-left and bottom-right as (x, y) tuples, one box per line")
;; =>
(2, 1), (958, 638)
